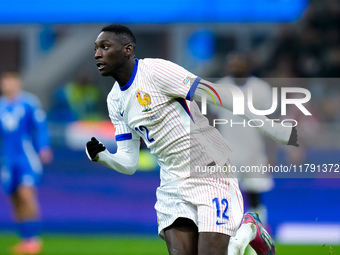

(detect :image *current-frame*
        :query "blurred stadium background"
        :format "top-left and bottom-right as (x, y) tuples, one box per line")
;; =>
(0, 0), (340, 254)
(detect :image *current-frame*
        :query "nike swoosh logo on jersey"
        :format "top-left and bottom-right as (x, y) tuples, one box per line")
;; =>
(216, 221), (227, 225)
(120, 111), (124, 117)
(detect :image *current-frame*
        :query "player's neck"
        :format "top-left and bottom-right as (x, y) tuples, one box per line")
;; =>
(5, 91), (20, 100)
(232, 77), (249, 86)
(114, 58), (137, 87)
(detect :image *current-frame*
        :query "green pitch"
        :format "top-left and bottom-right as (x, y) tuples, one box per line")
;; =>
(0, 233), (338, 255)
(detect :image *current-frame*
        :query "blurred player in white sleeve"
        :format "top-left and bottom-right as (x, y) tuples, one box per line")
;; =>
(86, 24), (298, 255)
(209, 51), (275, 254)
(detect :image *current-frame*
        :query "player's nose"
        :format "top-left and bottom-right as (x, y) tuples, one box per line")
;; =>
(94, 49), (102, 59)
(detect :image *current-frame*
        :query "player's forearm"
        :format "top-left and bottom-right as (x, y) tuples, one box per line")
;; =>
(96, 139), (140, 175)
(192, 79), (292, 145)
(97, 150), (138, 175)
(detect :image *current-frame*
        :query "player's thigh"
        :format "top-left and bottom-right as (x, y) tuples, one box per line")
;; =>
(14, 185), (37, 204)
(16, 158), (41, 200)
(198, 232), (230, 255)
(155, 185), (198, 239)
(164, 217), (198, 255)
(10, 160), (40, 210)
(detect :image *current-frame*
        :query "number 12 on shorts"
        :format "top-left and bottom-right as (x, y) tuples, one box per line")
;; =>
(213, 197), (229, 224)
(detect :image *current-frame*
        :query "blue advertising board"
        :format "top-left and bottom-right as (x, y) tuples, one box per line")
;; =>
(1, 0), (308, 24)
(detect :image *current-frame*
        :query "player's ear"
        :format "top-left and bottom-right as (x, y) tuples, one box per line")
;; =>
(125, 44), (134, 57)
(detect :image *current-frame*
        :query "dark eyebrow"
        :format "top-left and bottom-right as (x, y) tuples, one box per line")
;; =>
(94, 39), (111, 46)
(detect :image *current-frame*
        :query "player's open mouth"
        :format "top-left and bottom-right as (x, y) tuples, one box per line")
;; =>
(97, 63), (106, 70)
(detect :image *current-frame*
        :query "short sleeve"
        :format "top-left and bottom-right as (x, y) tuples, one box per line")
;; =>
(152, 59), (201, 100)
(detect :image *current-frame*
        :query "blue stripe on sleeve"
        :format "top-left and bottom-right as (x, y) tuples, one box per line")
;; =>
(115, 133), (132, 141)
(185, 77), (201, 101)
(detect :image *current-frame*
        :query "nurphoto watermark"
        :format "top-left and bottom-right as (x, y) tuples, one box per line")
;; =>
(198, 82), (312, 128)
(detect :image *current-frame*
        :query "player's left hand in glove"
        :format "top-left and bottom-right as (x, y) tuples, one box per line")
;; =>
(287, 126), (299, 147)
(86, 137), (106, 161)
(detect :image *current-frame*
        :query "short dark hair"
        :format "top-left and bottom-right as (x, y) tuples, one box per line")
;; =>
(101, 24), (136, 48)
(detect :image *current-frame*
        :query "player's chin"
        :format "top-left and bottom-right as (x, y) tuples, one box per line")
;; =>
(98, 69), (110, 76)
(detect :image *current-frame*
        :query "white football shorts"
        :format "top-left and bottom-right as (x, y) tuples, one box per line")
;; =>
(155, 175), (244, 239)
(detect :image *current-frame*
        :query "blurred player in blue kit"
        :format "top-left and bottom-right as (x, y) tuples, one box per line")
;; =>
(0, 71), (53, 254)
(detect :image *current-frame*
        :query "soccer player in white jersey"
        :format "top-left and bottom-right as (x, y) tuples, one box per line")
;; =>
(86, 24), (298, 255)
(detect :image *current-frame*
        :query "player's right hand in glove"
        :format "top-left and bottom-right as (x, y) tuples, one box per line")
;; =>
(287, 126), (299, 147)
(86, 137), (106, 161)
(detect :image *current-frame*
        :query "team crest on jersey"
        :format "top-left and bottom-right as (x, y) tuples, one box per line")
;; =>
(136, 89), (152, 113)
(183, 75), (191, 85)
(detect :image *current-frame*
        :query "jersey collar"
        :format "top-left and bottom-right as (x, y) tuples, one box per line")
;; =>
(120, 58), (139, 91)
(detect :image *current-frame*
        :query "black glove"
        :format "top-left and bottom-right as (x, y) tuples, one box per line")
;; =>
(287, 126), (299, 147)
(86, 137), (106, 161)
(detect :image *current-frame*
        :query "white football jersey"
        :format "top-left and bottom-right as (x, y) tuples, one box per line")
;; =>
(107, 58), (234, 185)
